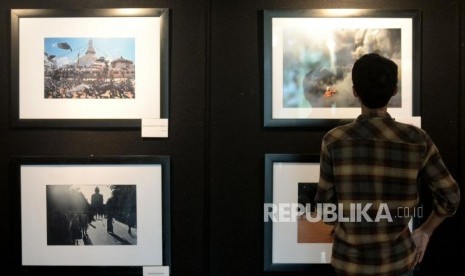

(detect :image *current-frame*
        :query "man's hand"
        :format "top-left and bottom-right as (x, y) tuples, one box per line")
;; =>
(411, 212), (446, 266)
(412, 228), (431, 265)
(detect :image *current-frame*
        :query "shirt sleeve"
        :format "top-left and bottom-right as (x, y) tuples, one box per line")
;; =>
(315, 137), (337, 205)
(420, 132), (460, 217)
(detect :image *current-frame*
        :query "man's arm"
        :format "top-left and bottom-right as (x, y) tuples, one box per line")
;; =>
(315, 138), (336, 205)
(413, 132), (461, 265)
(412, 212), (445, 265)
(315, 137), (337, 226)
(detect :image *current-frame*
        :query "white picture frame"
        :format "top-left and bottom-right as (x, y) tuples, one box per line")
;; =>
(11, 9), (169, 128)
(11, 156), (171, 271)
(264, 154), (332, 272)
(263, 9), (421, 127)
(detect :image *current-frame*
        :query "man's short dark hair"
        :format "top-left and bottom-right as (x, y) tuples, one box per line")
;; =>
(352, 53), (398, 108)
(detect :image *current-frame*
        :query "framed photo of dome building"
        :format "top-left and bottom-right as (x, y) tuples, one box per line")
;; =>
(11, 8), (169, 128)
(263, 9), (421, 127)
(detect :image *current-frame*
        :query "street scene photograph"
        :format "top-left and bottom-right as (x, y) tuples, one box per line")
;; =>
(46, 184), (137, 246)
(44, 37), (136, 99)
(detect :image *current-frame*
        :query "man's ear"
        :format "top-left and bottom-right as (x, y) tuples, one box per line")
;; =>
(352, 86), (358, 97)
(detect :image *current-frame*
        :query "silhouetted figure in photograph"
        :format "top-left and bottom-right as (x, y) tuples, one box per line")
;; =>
(106, 213), (114, 234)
(91, 187), (104, 220)
(127, 212), (136, 235)
(106, 196), (115, 234)
(69, 213), (82, 245)
(79, 212), (88, 236)
(48, 210), (69, 245)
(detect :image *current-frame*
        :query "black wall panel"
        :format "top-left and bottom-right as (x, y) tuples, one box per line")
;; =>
(460, 1), (465, 276)
(209, 0), (463, 276)
(1, 0), (464, 275)
(1, 0), (207, 275)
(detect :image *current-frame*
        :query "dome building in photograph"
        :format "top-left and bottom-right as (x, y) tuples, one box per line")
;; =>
(110, 56), (135, 79)
(77, 39), (98, 67)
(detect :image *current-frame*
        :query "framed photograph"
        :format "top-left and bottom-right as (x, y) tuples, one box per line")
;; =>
(264, 154), (418, 272)
(10, 155), (170, 274)
(263, 9), (421, 127)
(11, 8), (169, 128)
(264, 154), (333, 272)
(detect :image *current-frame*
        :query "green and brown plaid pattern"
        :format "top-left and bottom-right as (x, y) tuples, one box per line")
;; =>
(316, 112), (460, 276)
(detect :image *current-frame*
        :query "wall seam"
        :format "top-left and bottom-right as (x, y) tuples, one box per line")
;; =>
(203, 0), (212, 275)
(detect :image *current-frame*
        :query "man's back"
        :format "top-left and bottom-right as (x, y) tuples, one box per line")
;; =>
(316, 111), (459, 275)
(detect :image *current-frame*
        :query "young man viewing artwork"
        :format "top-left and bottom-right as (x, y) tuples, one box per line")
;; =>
(315, 53), (460, 275)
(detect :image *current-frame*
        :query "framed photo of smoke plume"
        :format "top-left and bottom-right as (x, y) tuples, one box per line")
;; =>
(10, 8), (169, 128)
(10, 155), (170, 274)
(263, 9), (421, 127)
(264, 154), (333, 272)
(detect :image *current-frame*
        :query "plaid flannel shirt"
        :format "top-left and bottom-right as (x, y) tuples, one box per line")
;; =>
(316, 112), (460, 276)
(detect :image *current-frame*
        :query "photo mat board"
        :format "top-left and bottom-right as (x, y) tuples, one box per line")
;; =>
(11, 8), (169, 128)
(10, 156), (170, 271)
(264, 154), (332, 272)
(263, 9), (421, 127)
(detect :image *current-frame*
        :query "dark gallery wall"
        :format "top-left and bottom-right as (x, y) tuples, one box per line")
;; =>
(460, 2), (465, 276)
(208, 1), (463, 276)
(1, 0), (208, 275)
(0, 0), (463, 276)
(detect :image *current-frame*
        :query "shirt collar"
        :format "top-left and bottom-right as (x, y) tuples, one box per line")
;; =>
(355, 111), (393, 122)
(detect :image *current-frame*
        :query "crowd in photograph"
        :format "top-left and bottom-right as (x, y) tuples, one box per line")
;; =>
(46, 185), (136, 246)
(44, 67), (135, 99)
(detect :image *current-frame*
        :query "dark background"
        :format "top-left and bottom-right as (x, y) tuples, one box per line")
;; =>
(1, 0), (464, 275)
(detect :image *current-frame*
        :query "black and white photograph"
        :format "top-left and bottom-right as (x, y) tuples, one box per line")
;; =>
(46, 184), (137, 246)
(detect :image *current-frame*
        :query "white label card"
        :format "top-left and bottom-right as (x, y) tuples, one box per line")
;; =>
(143, 266), (170, 276)
(142, 118), (169, 138)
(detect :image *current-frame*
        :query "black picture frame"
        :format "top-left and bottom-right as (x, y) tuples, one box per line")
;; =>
(263, 9), (421, 127)
(9, 155), (171, 275)
(264, 153), (333, 272)
(11, 8), (170, 128)
(264, 153), (422, 272)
